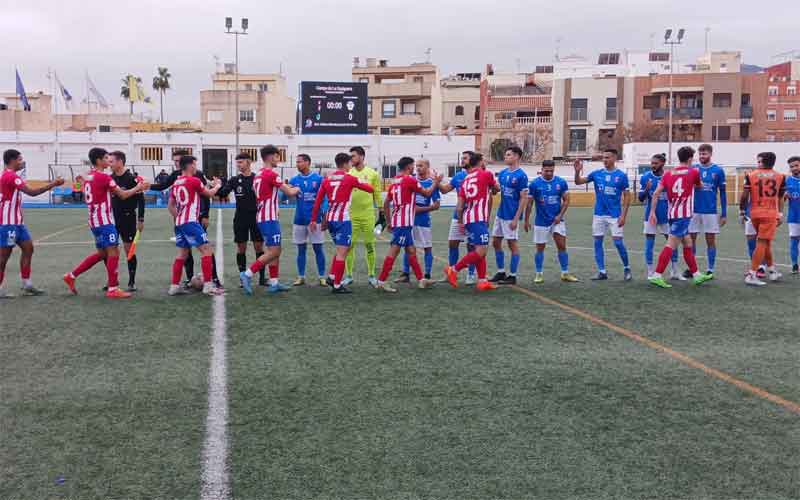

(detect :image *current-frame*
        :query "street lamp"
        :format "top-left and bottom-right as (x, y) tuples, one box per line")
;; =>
(664, 28), (685, 164)
(225, 17), (248, 155)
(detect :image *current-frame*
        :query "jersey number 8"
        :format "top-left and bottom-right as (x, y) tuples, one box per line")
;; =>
(83, 183), (93, 203)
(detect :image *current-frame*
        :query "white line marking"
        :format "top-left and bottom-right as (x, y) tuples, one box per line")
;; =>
(36, 239), (175, 247)
(34, 223), (86, 243)
(201, 208), (230, 500)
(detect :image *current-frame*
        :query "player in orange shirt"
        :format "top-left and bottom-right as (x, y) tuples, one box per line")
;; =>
(739, 152), (786, 286)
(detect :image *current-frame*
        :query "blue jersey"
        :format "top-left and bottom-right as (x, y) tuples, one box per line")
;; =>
(289, 172), (324, 225)
(586, 168), (629, 217)
(786, 175), (800, 224)
(639, 171), (668, 224)
(496, 168), (529, 220)
(413, 177), (440, 228)
(449, 170), (467, 220)
(529, 176), (568, 227)
(693, 163), (726, 215)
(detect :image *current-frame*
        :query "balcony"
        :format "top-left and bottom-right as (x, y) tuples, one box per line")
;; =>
(651, 107), (703, 121)
(368, 82), (429, 98)
(483, 115), (552, 129)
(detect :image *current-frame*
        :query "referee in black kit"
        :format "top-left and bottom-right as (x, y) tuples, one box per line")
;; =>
(109, 151), (144, 291)
(217, 153), (267, 287)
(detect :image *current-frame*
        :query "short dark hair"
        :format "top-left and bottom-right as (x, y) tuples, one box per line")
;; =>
(677, 146), (696, 163)
(110, 150), (126, 164)
(3, 149), (21, 165)
(788, 156), (800, 164)
(652, 153), (667, 163)
(542, 160), (555, 168)
(468, 152), (483, 168)
(758, 152), (776, 168)
(89, 147), (108, 166)
(297, 153), (311, 163)
(235, 153), (252, 161)
(506, 146), (523, 158)
(397, 157), (415, 171)
(260, 145), (279, 160)
(698, 144), (713, 153)
(603, 148), (619, 157)
(349, 146), (365, 157)
(172, 149), (189, 158)
(179, 155), (197, 170)
(335, 152), (351, 167)
(462, 150), (475, 156)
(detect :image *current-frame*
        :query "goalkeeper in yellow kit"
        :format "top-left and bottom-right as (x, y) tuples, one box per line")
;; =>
(343, 146), (384, 287)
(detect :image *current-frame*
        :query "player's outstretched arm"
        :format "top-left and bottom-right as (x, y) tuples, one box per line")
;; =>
(573, 160), (589, 185)
(115, 180), (149, 200)
(455, 195), (465, 224)
(309, 184), (327, 225)
(356, 181), (374, 193)
(648, 184), (664, 224)
(279, 183), (300, 197)
(201, 178), (222, 199)
(19, 176), (65, 197)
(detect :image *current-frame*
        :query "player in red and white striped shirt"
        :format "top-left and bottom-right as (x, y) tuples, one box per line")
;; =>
(0, 149), (64, 298)
(375, 157), (441, 292)
(647, 146), (711, 288)
(63, 148), (148, 298)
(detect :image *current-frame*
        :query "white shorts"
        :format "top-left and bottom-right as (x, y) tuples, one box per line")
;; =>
(643, 220), (669, 236)
(491, 216), (519, 240)
(413, 226), (433, 248)
(592, 215), (624, 238)
(744, 220), (757, 237)
(689, 213), (721, 234)
(448, 218), (466, 242)
(533, 222), (567, 245)
(789, 223), (800, 238)
(292, 224), (325, 245)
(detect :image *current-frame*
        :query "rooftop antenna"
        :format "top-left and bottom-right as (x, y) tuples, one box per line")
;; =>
(649, 32), (656, 51)
(704, 27), (711, 54)
(425, 47), (432, 63)
(555, 37), (562, 62)
(213, 54), (221, 73)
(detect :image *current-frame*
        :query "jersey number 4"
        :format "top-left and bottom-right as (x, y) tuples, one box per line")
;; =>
(671, 177), (684, 196)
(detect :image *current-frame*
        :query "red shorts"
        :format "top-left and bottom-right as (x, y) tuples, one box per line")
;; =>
(751, 217), (778, 241)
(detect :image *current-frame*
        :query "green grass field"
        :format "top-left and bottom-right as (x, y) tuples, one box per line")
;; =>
(2, 206), (799, 500)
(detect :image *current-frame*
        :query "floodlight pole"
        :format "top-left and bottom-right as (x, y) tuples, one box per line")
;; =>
(664, 29), (684, 164)
(226, 18), (248, 155)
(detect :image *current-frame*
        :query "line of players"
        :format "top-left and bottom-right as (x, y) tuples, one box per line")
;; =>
(2, 142), (800, 298)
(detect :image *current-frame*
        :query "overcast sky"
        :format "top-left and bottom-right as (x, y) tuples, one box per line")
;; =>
(4, 0), (799, 122)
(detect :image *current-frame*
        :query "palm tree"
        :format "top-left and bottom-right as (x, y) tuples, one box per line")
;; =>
(152, 67), (171, 123)
(120, 74), (144, 115)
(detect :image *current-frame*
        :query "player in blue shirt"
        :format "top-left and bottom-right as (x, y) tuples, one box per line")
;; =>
(524, 160), (579, 283)
(639, 153), (679, 279)
(439, 150), (476, 284)
(396, 159), (441, 283)
(489, 146), (529, 285)
(288, 154), (326, 286)
(786, 156), (800, 274)
(574, 149), (632, 281)
(687, 144), (727, 279)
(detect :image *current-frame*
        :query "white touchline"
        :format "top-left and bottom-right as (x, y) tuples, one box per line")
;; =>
(201, 208), (230, 500)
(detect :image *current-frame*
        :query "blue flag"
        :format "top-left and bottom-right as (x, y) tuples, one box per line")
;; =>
(15, 69), (31, 111)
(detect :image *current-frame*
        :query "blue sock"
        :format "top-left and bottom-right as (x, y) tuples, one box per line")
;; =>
(614, 239), (630, 268)
(424, 251), (433, 275)
(558, 251), (569, 272)
(510, 254), (520, 275)
(402, 252), (410, 274)
(296, 244), (307, 277)
(594, 237), (606, 272)
(312, 244), (326, 276)
(448, 247), (459, 266)
(791, 238), (799, 265)
(671, 248), (679, 263)
(468, 245), (476, 276)
(495, 250), (505, 272)
(707, 247), (717, 272)
(644, 236), (655, 266)
(535, 251), (545, 273)
(692, 245), (697, 256)
(747, 238), (757, 258)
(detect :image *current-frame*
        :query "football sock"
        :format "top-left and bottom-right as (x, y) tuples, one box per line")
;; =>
(127, 254), (137, 285)
(378, 256), (395, 282)
(692, 244), (697, 256)
(448, 247), (459, 266)
(236, 252), (247, 272)
(184, 252), (194, 281)
(614, 239), (629, 268)
(269, 264), (279, 280)
(20, 264), (31, 280)
(707, 247), (717, 272)
(211, 254), (219, 282)
(365, 242), (376, 276)
(467, 244), (476, 276)
(791, 238), (799, 265)
(509, 253), (520, 275)
(655, 246), (674, 274)
(312, 244), (326, 276)
(476, 256), (487, 280)
(255, 251), (266, 282)
(495, 249), (505, 272)
(765, 241), (774, 267)
(332, 258), (345, 286)
(201, 255), (213, 283)
(171, 258), (185, 285)
(593, 237), (606, 273)
(72, 253), (103, 278)
(747, 238), (757, 258)
(296, 244), (307, 277)
(408, 254), (423, 281)
(402, 252), (410, 274)
(535, 251), (544, 273)
(645, 236), (655, 266)
(424, 251), (433, 275)
(248, 259), (265, 277)
(558, 251), (569, 273)
(683, 247), (698, 274)
(454, 251), (481, 272)
(0, 270), (4, 286)
(105, 254), (119, 289)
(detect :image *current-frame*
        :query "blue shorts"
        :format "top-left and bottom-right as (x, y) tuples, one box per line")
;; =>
(91, 224), (119, 249)
(0, 224), (31, 248)
(175, 222), (209, 249)
(390, 226), (414, 247)
(328, 221), (352, 247)
(465, 221), (490, 246)
(258, 221), (282, 247)
(669, 218), (692, 237)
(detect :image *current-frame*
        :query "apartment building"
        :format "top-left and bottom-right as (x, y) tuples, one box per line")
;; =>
(440, 73), (481, 134)
(200, 67), (296, 135)
(0, 92), (142, 132)
(352, 58), (442, 135)
(766, 57), (800, 141)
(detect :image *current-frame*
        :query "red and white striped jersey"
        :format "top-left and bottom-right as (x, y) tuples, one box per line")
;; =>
(459, 169), (497, 224)
(661, 166), (702, 219)
(85, 170), (117, 228)
(312, 170), (375, 223)
(254, 168), (282, 223)
(388, 174), (422, 228)
(0, 169), (26, 225)
(171, 175), (204, 226)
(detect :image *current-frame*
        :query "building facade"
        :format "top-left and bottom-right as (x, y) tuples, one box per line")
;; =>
(440, 73), (481, 134)
(765, 58), (800, 142)
(0, 93), (145, 133)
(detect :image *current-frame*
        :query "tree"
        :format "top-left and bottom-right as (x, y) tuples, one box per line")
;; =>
(120, 74), (145, 116)
(597, 122), (667, 153)
(496, 126), (554, 162)
(152, 67), (171, 123)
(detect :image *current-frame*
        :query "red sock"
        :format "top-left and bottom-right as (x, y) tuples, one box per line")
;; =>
(683, 247), (698, 274)
(268, 264), (279, 279)
(408, 254), (423, 281)
(477, 256), (487, 279)
(378, 256), (395, 282)
(0, 270), (4, 286)
(655, 247), (674, 274)
(172, 258), (185, 285)
(105, 254), (119, 288)
(201, 255), (213, 283)
(250, 259), (266, 275)
(454, 251), (481, 272)
(20, 265), (31, 280)
(332, 257), (346, 286)
(72, 253), (103, 277)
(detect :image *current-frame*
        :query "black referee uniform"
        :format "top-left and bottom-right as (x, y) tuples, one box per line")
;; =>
(111, 169), (145, 289)
(218, 172), (266, 284)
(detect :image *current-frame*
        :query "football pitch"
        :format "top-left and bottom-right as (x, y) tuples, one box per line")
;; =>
(2, 206), (799, 500)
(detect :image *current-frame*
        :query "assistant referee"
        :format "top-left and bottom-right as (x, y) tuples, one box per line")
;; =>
(109, 151), (144, 291)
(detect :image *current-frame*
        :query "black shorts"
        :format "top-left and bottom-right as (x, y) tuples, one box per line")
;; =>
(115, 212), (137, 243)
(233, 212), (262, 243)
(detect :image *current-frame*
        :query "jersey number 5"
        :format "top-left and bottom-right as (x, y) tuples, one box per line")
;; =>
(463, 177), (479, 198)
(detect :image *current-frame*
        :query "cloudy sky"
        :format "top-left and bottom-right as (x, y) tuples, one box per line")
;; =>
(4, 0), (798, 122)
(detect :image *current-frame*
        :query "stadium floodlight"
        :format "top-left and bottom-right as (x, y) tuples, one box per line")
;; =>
(677, 29), (685, 41)
(225, 17), (249, 155)
(664, 29), (673, 41)
(241, 18), (248, 31)
(225, 17), (233, 30)
(663, 27), (686, 165)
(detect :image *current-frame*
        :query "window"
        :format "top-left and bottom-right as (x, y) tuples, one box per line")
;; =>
(784, 109), (798, 121)
(649, 52), (669, 62)
(140, 146), (163, 162)
(712, 93), (732, 108)
(206, 110), (223, 123)
(740, 124), (750, 139)
(367, 99), (372, 118)
(258, 83), (269, 92)
(171, 147), (193, 156)
(413, 76), (424, 83)
(382, 164), (398, 178)
(568, 129), (587, 152)
(474, 106), (480, 121)
(382, 101), (396, 118)
(240, 148), (259, 162)
(97, 125), (111, 133)
(598, 53), (620, 65)
(712, 126), (731, 141)
(401, 101), (416, 114)
(768, 86), (779, 96)
(741, 93), (751, 106)
(606, 97), (617, 121)
(535, 65), (554, 73)
(767, 109), (777, 121)
(380, 127), (392, 135)
(455, 105), (464, 116)
(359, 77), (369, 83)
(643, 95), (660, 109)
(244, 83), (253, 91)
(569, 98), (588, 121)
(239, 109), (255, 122)
(789, 87), (797, 96)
